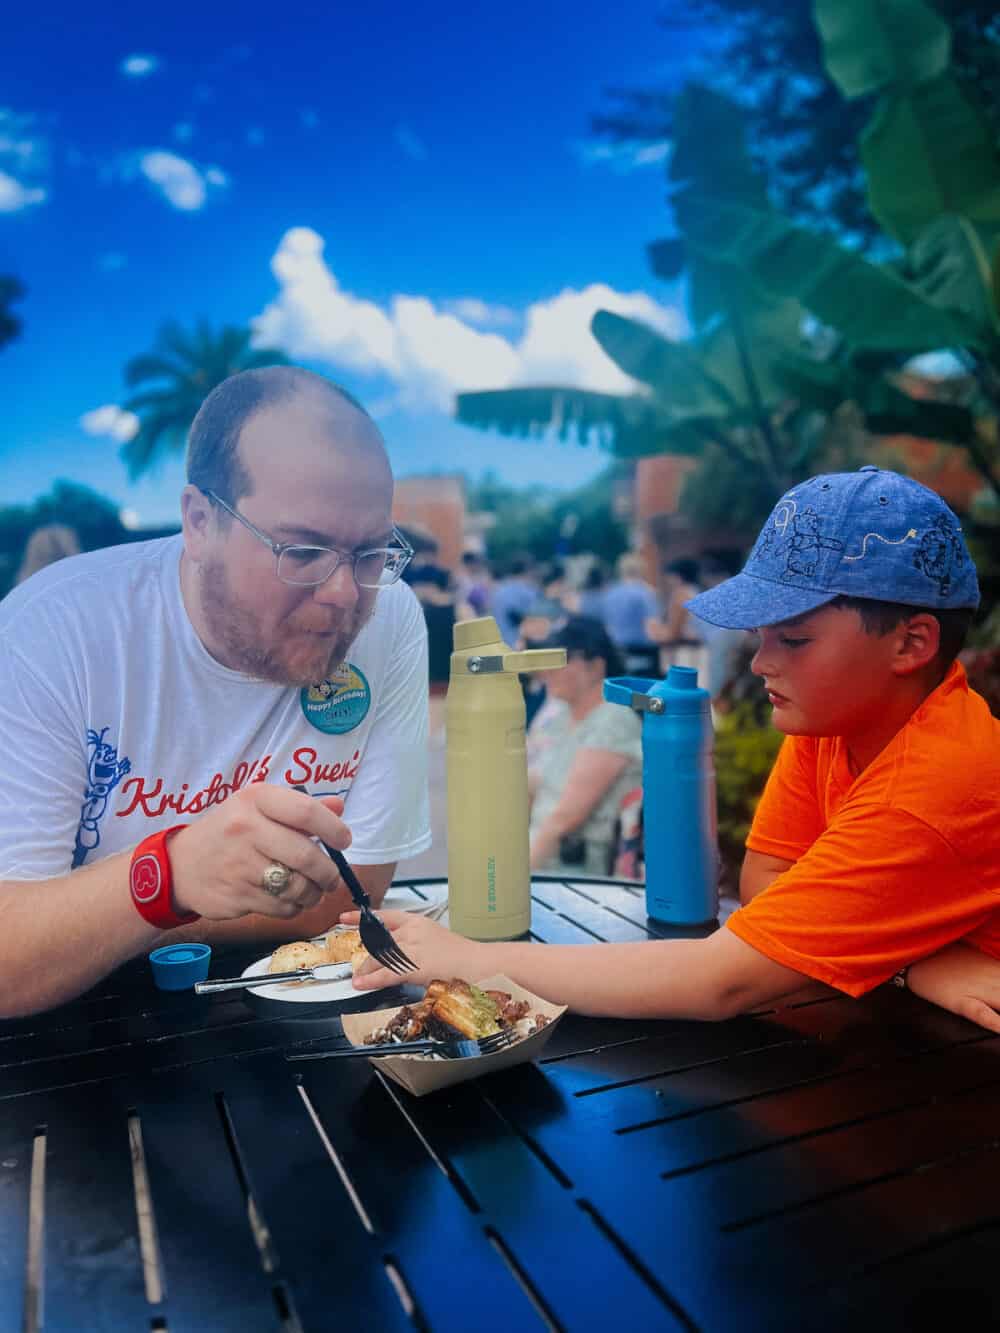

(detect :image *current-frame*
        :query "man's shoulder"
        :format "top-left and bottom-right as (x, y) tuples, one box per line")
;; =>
(1, 536), (180, 629)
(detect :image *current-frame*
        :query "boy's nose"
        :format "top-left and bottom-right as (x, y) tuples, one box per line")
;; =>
(750, 642), (771, 677)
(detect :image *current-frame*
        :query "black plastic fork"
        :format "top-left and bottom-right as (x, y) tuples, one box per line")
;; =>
(292, 784), (418, 975)
(286, 1030), (516, 1061)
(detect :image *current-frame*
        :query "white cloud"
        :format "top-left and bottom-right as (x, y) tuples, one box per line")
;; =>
(80, 404), (140, 442)
(252, 227), (684, 412)
(121, 54), (158, 78)
(395, 125), (427, 162)
(0, 108), (48, 209)
(445, 298), (519, 328)
(138, 151), (227, 210)
(0, 168), (45, 212)
(119, 508), (141, 530)
(572, 138), (671, 172)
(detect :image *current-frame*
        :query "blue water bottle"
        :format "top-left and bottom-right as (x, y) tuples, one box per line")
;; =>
(604, 665), (718, 925)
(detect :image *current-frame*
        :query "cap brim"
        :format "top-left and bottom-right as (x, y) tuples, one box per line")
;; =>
(685, 574), (839, 630)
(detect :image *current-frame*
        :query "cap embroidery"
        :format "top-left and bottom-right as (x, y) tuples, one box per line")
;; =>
(912, 515), (966, 596)
(842, 527), (918, 562)
(756, 500), (844, 578)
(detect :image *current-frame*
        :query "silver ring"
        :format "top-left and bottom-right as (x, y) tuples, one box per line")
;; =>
(262, 862), (292, 896)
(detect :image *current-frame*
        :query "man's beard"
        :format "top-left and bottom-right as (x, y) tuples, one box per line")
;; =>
(199, 558), (373, 686)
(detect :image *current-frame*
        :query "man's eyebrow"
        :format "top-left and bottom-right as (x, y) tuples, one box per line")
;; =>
(272, 523), (393, 547)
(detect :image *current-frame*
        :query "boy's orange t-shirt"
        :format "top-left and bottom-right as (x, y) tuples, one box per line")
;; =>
(726, 662), (1000, 997)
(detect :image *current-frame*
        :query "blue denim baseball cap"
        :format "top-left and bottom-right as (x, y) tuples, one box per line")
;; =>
(685, 466), (980, 630)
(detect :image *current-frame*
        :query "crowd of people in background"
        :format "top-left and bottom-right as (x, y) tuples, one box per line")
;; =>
(398, 537), (753, 879)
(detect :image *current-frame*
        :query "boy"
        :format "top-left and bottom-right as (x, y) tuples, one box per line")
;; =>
(350, 467), (1000, 1032)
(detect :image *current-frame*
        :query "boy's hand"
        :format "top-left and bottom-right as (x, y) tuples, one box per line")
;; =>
(907, 943), (1000, 1034)
(343, 910), (489, 991)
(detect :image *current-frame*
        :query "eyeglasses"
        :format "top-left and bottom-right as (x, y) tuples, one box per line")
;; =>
(201, 489), (414, 588)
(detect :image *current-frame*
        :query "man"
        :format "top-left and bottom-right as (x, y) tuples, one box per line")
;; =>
(349, 468), (1000, 1033)
(0, 367), (430, 1016)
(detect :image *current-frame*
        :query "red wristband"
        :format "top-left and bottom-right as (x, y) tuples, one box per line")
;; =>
(130, 825), (200, 929)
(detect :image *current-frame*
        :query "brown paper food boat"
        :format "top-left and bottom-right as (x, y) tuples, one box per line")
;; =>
(339, 974), (567, 1097)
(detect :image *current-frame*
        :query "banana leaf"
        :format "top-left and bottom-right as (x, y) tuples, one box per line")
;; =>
(862, 74), (1000, 247)
(455, 386), (652, 445)
(814, 0), (950, 100)
(904, 216), (1000, 339)
(681, 194), (984, 352)
(670, 85), (772, 330)
(590, 309), (741, 411)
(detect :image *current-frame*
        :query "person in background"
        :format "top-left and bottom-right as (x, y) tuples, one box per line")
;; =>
(526, 616), (642, 876)
(402, 538), (456, 738)
(491, 556), (539, 647)
(455, 551), (492, 620)
(646, 557), (706, 677)
(15, 523), (81, 586)
(691, 550), (752, 709)
(576, 561), (608, 621)
(601, 552), (661, 677)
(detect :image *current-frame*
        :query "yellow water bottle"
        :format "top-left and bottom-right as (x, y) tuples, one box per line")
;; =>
(446, 616), (566, 941)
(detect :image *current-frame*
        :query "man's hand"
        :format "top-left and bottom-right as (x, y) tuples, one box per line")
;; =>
(344, 910), (488, 991)
(168, 785), (352, 921)
(907, 944), (1000, 1034)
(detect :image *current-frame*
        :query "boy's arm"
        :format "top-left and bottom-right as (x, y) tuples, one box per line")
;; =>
(907, 944), (1000, 1034)
(739, 849), (795, 905)
(349, 909), (811, 1020)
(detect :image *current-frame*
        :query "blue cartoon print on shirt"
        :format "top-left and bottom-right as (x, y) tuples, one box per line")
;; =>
(72, 728), (131, 868)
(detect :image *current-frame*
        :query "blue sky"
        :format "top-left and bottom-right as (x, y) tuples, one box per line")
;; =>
(1, 1), (708, 526)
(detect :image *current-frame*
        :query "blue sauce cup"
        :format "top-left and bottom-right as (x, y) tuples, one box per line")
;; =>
(149, 943), (212, 991)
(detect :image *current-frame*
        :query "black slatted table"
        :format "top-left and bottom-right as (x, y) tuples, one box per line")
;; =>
(1, 876), (998, 1332)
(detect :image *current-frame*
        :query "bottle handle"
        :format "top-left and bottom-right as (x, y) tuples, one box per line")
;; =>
(604, 676), (662, 713)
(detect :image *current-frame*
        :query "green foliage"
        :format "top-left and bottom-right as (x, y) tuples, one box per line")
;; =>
(0, 275), (25, 351)
(121, 320), (288, 479)
(713, 701), (784, 879)
(816, 0), (951, 98)
(593, 1), (1000, 246)
(465, 467), (629, 567)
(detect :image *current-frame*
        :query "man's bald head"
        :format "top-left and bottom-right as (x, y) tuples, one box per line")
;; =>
(186, 365), (389, 508)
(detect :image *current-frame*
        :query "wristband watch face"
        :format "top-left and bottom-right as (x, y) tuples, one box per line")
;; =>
(131, 851), (164, 905)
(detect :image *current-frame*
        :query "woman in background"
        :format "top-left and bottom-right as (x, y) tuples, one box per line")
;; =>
(527, 616), (642, 877)
(15, 524), (81, 586)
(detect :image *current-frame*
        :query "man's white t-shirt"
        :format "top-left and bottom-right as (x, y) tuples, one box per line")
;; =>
(0, 536), (431, 879)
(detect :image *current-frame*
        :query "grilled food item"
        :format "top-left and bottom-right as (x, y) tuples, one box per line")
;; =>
(426, 979), (502, 1039)
(363, 978), (537, 1045)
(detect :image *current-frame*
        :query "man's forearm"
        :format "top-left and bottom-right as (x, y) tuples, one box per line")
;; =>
(0, 853), (162, 1018)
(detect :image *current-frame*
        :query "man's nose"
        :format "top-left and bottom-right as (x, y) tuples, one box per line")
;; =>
(312, 558), (360, 606)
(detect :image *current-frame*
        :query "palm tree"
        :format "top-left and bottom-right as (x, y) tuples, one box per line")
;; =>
(120, 320), (288, 478)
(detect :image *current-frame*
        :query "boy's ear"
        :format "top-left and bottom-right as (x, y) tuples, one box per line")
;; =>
(892, 612), (941, 676)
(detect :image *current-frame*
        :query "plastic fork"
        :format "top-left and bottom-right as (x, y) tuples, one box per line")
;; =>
(292, 784), (417, 975)
(285, 1030), (517, 1062)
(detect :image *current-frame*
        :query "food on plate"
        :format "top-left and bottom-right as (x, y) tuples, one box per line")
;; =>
(363, 978), (550, 1046)
(268, 941), (327, 975)
(323, 928), (369, 971)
